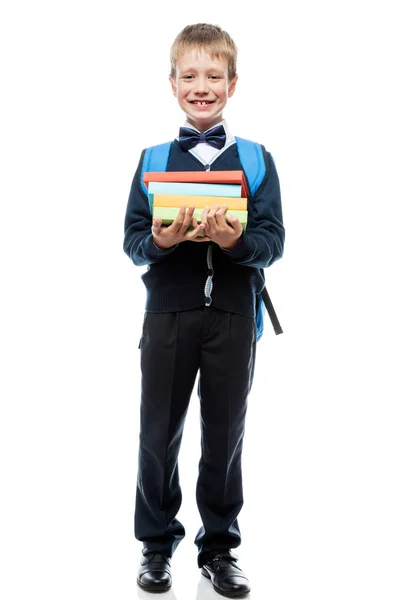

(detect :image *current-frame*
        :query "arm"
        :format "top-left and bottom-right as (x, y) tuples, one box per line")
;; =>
(123, 150), (179, 266)
(220, 148), (285, 269)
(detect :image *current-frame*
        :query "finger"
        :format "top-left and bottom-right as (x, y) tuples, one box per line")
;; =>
(181, 206), (195, 230)
(170, 205), (187, 231)
(215, 204), (228, 227)
(201, 206), (210, 224)
(206, 210), (218, 228)
(152, 218), (162, 234)
(225, 212), (243, 233)
(188, 221), (210, 241)
(188, 221), (206, 238)
(201, 207), (212, 235)
(208, 203), (222, 221)
(191, 215), (204, 230)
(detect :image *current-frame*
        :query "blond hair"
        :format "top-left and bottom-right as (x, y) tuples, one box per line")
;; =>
(170, 23), (238, 82)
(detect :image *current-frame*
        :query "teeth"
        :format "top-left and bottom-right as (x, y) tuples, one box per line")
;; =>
(194, 101), (210, 105)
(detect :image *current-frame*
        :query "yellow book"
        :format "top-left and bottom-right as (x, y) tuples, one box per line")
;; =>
(152, 194), (247, 211)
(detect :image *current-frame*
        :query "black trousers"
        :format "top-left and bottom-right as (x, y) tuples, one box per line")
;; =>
(134, 306), (257, 567)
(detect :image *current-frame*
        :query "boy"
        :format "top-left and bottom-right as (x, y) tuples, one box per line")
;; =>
(123, 23), (284, 597)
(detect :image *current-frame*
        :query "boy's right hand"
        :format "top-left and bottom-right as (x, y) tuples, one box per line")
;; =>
(152, 205), (210, 249)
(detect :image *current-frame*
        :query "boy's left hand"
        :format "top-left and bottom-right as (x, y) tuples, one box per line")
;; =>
(193, 204), (243, 249)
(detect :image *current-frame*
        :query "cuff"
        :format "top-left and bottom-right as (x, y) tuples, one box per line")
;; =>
(151, 239), (179, 253)
(221, 235), (253, 259)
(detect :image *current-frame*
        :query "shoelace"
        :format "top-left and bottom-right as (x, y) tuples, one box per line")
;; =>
(210, 553), (240, 570)
(147, 553), (170, 565)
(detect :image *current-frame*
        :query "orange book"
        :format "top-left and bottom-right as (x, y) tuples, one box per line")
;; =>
(152, 194), (247, 210)
(143, 170), (249, 197)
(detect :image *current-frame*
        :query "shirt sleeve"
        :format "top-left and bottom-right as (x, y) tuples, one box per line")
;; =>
(123, 150), (179, 266)
(221, 147), (285, 269)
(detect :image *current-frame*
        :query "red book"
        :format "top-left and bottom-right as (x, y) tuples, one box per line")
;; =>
(142, 170), (249, 198)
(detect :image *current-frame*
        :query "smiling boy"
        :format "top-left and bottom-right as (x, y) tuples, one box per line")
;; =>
(170, 47), (237, 132)
(124, 24), (285, 597)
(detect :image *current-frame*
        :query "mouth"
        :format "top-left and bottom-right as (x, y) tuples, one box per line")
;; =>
(190, 100), (215, 106)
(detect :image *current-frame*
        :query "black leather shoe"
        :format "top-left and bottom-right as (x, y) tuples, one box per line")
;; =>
(137, 552), (172, 593)
(201, 551), (251, 597)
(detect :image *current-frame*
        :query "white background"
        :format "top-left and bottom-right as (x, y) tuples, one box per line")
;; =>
(1, 1), (399, 599)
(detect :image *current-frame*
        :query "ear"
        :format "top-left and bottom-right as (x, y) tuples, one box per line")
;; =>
(228, 75), (238, 98)
(169, 75), (177, 97)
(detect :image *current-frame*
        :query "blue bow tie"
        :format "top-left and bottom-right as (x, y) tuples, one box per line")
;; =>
(178, 124), (226, 151)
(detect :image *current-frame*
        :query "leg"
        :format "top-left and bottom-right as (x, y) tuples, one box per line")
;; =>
(194, 309), (257, 566)
(135, 309), (203, 557)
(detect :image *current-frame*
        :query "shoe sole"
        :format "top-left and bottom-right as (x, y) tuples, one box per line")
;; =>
(201, 568), (251, 598)
(137, 579), (172, 593)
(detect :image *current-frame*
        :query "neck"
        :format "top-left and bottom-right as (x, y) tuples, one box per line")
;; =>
(185, 117), (224, 133)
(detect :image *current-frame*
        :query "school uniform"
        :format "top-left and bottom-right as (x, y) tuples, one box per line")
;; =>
(123, 120), (284, 567)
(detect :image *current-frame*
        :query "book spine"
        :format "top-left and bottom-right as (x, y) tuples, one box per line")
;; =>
(152, 194), (247, 210)
(148, 181), (242, 197)
(153, 207), (247, 230)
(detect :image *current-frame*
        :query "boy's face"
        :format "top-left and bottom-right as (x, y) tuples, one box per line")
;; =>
(169, 49), (237, 132)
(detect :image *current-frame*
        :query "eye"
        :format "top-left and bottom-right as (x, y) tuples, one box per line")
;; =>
(209, 75), (221, 80)
(182, 74), (194, 80)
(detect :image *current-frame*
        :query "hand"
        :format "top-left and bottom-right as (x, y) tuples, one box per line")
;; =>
(152, 205), (209, 249)
(200, 204), (243, 249)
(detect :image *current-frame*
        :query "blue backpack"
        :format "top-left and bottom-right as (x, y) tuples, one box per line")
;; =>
(140, 137), (283, 340)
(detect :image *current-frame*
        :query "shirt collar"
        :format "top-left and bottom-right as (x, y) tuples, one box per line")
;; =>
(184, 119), (229, 135)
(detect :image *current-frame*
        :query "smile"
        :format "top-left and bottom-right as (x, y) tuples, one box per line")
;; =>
(190, 101), (214, 105)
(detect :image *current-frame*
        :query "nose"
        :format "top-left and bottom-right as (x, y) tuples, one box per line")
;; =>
(194, 75), (209, 94)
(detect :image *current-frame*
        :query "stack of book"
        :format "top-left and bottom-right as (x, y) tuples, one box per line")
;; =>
(142, 171), (249, 235)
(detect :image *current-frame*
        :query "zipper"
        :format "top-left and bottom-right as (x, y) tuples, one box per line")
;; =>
(204, 244), (214, 307)
(187, 142), (235, 307)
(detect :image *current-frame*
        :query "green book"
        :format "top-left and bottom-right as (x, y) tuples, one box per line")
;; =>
(153, 207), (247, 230)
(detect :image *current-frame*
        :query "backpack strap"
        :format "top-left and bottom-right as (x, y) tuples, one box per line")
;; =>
(140, 142), (172, 197)
(236, 137), (283, 336)
(261, 287), (283, 335)
(235, 137), (266, 197)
